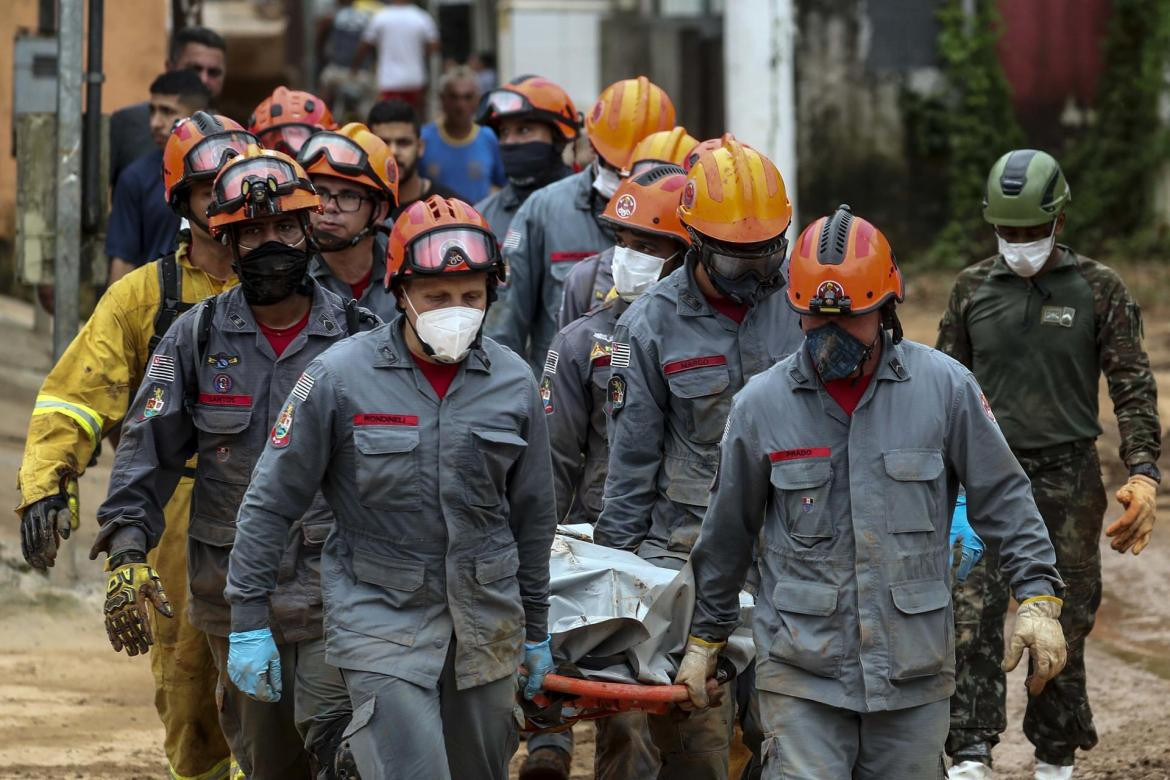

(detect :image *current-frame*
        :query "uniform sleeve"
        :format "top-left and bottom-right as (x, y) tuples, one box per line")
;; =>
(1093, 271), (1161, 470)
(556, 257), (592, 330)
(542, 331), (590, 522)
(227, 359), (340, 632)
(17, 278), (148, 509)
(487, 131), (507, 189)
(689, 394), (768, 643)
(90, 319), (198, 558)
(487, 195), (543, 354)
(509, 375), (558, 642)
(935, 277), (973, 368)
(593, 319), (667, 551)
(105, 174), (143, 262)
(946, 371), (1062, 600)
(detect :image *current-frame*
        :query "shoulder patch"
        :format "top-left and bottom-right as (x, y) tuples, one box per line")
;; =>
(291, 372), (316, 402)
(146, 353), (176, 383)
(503, 229), (522, 252)
(611, 341), (631, 368)
(271, 401), (295, 448)
(543, 350), (559, 376)
(608, 374), (627, 411)
(980, 392), (996, 422)
(539, 376), (554, 414)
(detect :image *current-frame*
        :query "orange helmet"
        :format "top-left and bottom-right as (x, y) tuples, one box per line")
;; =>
(298, 122), (399, 205)
(626, 127), (699, 176)
(787, 205), (904, 316)
(163, 112), (256, 209)
(385, 196), (504, 288)
(600, 165), (691, 246)
(477, 75), (579, 143)
(249, 87), (337, 156)
(684, 133), (737, 172)
(678, 136), (791, 244)
(207, 145), (321, 238)
(585, 77), (676, 170)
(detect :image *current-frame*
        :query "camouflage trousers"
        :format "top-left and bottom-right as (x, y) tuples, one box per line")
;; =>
(947, 439), (1106, 767)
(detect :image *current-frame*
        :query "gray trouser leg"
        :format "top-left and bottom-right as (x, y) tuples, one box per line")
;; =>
(758, 692), (947, 780)
(293, 637), (353, 774)
(647, 682), (734, 780)
(595, 711), (661, 780)
(207, 633), (312, 779)
(339, 642), (518, 780)
(528, 727), (574, 755)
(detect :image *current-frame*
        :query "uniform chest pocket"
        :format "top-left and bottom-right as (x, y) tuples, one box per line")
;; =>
(353, 428), (422, 511)
(191, 405), (254, 484)
(889, 579), (952, 680)
(767, 579), (844, 679)
(883, 449), (943, 533)
(465, 429), (528, 508)
(770, 459), (834, 543)
(666, 364), (731, 444)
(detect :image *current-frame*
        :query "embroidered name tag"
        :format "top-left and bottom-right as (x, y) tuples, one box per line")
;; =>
(663, 355), (727, 375)
(353, 413), (419, 426)
(197, 393), (252, 406)
(769, 448), (831, 462)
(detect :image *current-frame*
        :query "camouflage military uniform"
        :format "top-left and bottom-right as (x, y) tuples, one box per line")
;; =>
(936, 247), (1161, 767)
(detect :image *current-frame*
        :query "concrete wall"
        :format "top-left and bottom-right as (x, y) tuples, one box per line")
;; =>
(0, 0), (168, 241)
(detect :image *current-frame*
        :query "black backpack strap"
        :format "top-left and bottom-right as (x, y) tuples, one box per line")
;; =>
(197, 295), (217, 366)
(344, 297), (377, 333)
(148, 252), (194, 356)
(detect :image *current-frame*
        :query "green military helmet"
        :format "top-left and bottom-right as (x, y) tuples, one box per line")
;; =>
(982, 149), (1071, 227)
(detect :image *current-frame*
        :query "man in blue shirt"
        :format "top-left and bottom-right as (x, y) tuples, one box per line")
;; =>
(106, 71), (211, 284)
(419, 66), (505, 203)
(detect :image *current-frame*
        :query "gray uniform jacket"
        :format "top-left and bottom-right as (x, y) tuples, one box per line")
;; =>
(593, 257), (804, 561)
(476, 182), (524, 244)
(540, 297), (625, 524)
(308, 233), (398, 322)
(225, 318), (558, 690)
(92, 282), (377, 642)
(557, 248), (615, 329)
(486, 168), (613, 370)
(689, 336), (1063, 713)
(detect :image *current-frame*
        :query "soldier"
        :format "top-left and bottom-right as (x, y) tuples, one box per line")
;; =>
(225, 196), (557, 779)
(91, 147), (377, 778)
(681, 205), (1067, 778)
(523, 164), (691, 780)
(250, 86), (338, 156)
(557, 127), (699, 328)
(300, 122), (401, 320)
(592, 138), (803, 778)
(938, 150), (1160, 780)
(487, 76), (675, 370)
(17, 112), (249, 780)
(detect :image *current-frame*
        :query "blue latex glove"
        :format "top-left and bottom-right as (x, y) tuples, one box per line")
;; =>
(523, 634), (555, 700)
(228, 628), (282, 702)
(949, 493), (985, 583)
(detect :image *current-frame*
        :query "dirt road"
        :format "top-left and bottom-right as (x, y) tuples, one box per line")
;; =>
(1, 268), (1168, 779)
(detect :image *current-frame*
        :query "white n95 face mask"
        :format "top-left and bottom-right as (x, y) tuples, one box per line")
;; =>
(592, 161), (621, 199)
(406, 294), (485, 363)
(998, 222), (1057, 278)
(612, 246), (669, 302)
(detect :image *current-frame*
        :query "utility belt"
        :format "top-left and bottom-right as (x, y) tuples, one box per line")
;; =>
(1011, 437), (1096, 463)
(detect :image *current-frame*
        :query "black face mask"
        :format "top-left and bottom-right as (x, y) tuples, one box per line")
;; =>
(233, 241), (311, 306)
(500, 141), (563, 190)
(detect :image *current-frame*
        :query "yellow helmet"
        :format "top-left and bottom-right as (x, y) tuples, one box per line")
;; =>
(678, 136), (791, 244)
(585, 77), (676, 171)
(626, 127), (700, 176)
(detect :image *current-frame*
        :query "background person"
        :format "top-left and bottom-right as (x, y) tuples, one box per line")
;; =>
(367, 99), (460, 219)
(355, 0), (440, 112)
(420, 66), (506, 203)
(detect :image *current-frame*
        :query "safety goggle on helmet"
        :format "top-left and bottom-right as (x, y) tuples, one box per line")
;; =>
(476, 76), (580, 143)
(207, 147), (321, 238)
(297, 124), (399, 203)
(163, 112), (258, 208)
(385, 196), (503, 287)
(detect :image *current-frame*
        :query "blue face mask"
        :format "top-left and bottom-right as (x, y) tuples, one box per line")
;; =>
(805, 321), (876, 382)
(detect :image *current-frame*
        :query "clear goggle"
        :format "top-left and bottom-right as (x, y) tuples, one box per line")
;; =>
(403, 226), (500, 275)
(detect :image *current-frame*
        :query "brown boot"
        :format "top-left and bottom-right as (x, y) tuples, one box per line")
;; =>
(518, 746), (572, 780)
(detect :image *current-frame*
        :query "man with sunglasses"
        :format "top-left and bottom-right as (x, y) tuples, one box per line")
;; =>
(92, 147), (377, 778)
(592, 139), (803, 778)
(249, 86), (338, 157)
(938, 150), (1160, 780)
(300, 122), (401, 320)
(225, 196), (556, 779)
(17, 112), (249, 780)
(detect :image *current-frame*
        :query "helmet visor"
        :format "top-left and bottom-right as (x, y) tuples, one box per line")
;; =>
(406, 227), (500, 274)
(185, 131), (257, 179)
(213, 156), (306, 216)
(298, 133), (368, 174)
(699, 234), (789, 281)
(477, 89), (531, 123)
(258, 124), (317, 156)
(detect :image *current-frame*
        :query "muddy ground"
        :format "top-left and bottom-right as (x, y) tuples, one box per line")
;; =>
(1, 265), (1169, 779)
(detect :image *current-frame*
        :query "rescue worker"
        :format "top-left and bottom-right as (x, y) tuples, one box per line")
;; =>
(523, 164), (691, 780)
(937, 150), (1161, 780)
(91, 146), (376, 778)
(300, 122), (401, 320)
(224, 195), (558, 779)
(16, 112), (249, 780)
(250, 86), (338, 156)
(488, 76), (675, 370)
(679, 205), (1067, 779)
(474, 75), (579, 241)
(557, 127), (699, 328)
(593, 138), (803, 778)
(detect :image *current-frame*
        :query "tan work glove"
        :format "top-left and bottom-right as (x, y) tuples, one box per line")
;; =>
(674, 636), (724, 710)
(1105, 474), (1157, 555)
(1001, 596), (1067, 695)
(103, 552), (174, 657)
